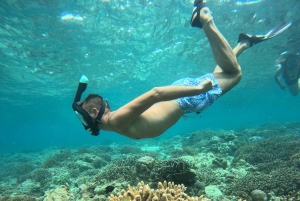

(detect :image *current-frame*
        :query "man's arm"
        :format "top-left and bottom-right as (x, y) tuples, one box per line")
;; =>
(274, 65), (285, 90)
(108, 79), (213, 132)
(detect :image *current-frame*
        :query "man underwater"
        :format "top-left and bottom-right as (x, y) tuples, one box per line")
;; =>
(274, 51), (300, 96)
(73, 0), (290, 139)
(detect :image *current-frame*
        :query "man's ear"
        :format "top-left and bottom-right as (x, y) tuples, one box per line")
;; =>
(92, 107), (99, 116)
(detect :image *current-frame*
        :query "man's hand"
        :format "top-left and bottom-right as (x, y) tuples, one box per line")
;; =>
(199, 78), (214, 92)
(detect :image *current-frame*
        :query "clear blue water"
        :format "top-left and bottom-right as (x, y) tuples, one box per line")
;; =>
(0, 0), (299, 153)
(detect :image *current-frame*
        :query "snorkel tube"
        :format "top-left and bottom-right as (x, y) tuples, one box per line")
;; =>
(73, 75), (89, 103)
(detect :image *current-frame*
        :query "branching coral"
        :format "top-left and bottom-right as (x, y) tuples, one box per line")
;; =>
(109, 181), (210, 201)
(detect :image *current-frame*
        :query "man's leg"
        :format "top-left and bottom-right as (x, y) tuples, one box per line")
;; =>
(195, 7), (250, 94)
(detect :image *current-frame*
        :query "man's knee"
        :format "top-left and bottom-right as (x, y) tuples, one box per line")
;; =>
(236, 71), (242, 82)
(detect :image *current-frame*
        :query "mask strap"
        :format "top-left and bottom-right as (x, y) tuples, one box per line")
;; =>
(95, 98), (106, 122)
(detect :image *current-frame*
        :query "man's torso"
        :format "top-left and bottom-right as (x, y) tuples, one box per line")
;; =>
(121, 100), (183, 139)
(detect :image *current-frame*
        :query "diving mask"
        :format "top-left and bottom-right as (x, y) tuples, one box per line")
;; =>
(72, 75), (106, 136)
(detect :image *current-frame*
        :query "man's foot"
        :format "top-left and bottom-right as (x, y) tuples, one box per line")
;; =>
(237, 33), (267, 47)
(190, 0), (208, 28)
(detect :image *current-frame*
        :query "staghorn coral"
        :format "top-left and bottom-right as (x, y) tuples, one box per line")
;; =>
(108, 181), (210, 201)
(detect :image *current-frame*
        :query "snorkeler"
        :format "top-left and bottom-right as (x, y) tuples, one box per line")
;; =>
(274, 51), (300, 96)
(72, 0), (291, 138)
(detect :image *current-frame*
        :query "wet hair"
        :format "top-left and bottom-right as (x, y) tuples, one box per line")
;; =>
(83, 94), (103, 113)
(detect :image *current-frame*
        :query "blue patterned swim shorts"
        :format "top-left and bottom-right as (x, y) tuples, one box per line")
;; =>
(171, 73), (222, 114)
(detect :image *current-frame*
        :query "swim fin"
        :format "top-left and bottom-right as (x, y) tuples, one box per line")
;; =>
(238, 21), (292, 47)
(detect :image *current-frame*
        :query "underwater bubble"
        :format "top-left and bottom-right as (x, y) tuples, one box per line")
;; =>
(236, 0), (261, 6)
(73, 14), (84, 21)
(152, 48), (163, 54)
(60, 12), (74, 21)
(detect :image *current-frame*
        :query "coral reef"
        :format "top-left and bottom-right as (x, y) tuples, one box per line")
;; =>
(1, 122), (300, 200)
(93, 155), (140, 184)
(42, 150), (72, 168)
(0, 195), (36, 201)
(43, 185), (74, 201)
(171, 147), (198, 158)
(120, 146), (141, 154)
(30, 168), (51, 187)
(109, 181), (210, 201)
(151, 158), (196, 185)
(136, 156), (157, 180)
(225, 167), (300, 198)
(212, 158), (227, 169)
(250, 189), (266, 201)
(233, 135), (300, 173)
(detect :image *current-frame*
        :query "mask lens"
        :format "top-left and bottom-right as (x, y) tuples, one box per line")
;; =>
(75, 111), (88, 126)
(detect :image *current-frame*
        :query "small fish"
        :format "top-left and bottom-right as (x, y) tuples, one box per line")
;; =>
(105, 185), (115, 193)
